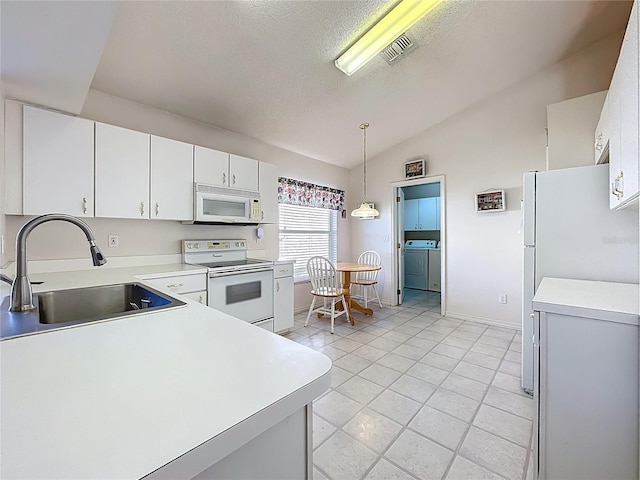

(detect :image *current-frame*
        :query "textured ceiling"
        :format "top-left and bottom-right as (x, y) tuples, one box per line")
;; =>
(90, 0), (632, 169)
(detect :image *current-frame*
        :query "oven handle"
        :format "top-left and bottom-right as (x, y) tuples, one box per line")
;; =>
(209, 267), (273, 278)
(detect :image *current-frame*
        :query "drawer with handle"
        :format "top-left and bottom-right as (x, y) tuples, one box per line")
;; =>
(143, 273), (206, 294)
(273, 263), (293, 279)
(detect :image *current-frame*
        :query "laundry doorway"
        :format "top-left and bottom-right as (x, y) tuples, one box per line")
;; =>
(391, 175), (445, 315)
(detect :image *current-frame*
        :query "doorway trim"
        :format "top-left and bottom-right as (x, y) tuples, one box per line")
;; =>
(390, 174), (446, 315)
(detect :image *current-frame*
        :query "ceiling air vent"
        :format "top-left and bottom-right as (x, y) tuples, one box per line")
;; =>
(379, 33), (416, 65)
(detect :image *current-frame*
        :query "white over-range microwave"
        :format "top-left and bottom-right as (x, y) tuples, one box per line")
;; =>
(185, 183), (262, 225)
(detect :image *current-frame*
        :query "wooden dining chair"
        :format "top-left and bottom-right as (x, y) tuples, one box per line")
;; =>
(352, 250), (383, 308)
(305, 256), (350, 334)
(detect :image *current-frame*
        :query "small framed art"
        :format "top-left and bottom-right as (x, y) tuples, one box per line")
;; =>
(475, 190), (505, 212)
(404, 159), (426, 179)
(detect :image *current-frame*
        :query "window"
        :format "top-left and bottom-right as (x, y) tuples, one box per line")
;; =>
(279, 204), (338, 281)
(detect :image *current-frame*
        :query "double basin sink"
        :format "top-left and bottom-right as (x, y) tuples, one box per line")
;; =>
(1, 283), (186, 339)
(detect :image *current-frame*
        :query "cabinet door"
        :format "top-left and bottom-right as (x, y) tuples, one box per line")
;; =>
(435, 197), (441, 230)
(274, 276), (294, 333)
(594, 93), (610, 165)
(23, 106), (94, 216)
(617, 0), (639, 207)
(183, 291), (208, 305)
(150, 136), (194, 221)
(258, 162), (278, 224)
(420, 198), (438, 230)
(95, 123), (150, 219)
(194, 145), (229, 187)
(229, 154), (259, 191)
(403, 199), (419, 230)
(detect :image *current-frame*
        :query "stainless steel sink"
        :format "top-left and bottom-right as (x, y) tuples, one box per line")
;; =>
(1, 283), (186, 339)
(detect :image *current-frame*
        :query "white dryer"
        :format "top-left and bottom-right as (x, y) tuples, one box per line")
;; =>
(404, 240), (436, 290)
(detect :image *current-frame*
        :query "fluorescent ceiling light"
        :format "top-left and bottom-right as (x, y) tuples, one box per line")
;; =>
(335, 0), (443, 76)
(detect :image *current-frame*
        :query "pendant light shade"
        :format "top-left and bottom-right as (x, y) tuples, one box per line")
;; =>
(351, 123), (379, 219)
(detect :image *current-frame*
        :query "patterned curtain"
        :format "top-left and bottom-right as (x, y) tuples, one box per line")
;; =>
(278, 177), (345, 211)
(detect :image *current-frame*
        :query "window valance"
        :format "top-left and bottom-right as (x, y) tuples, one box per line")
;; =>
(278, 177), (345, 211)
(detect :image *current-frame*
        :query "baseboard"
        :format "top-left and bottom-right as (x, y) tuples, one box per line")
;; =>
(444, 311), (522, 332)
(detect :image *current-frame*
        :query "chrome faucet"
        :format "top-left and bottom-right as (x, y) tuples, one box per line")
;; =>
(10, 214), (107, 312)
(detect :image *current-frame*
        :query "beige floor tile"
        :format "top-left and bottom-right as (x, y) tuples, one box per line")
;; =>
(453, 361), (496, 384)
(318, 345), (348, 361)
(313, 467), (330, 480)
(389, 374), (438, 403)
(405, 336), (438, 351)
(330, 365), (354, 388)
(314, 390), (363, 427)
(347, 331), (378, 344)
(386, 430), (454, 480)
(314, 431), (378, 480)
(477, 335), (511, 349)
(421, 352), (461, 371)
(431, 343), (468, 360)
(416, 330), (448, 342)
(473, 404), (532, 447)
(359, 363), (403, 388)
(445, 456), (505, 480)
(333, 353), (373, 374)
(441, 373), (489, 401)
(376, 353), (416, 373)
(503, 350), (521, 364)
(460, 427), (527, 480)
(498, 359), (521, 377)
(343, 408), (403, 454)
(464, 351), (501, 370)
(330, 337), (364, 353)
(491, 372), (527, 397)
(313, 414), (337, 447)
(337, 376), (385, 405)
(352, 344), (388, 362)
(484, 386), (534, 420)
(427, 388), (480, 423)
(406, 362), (449, 385)
(367, 337), (402, 352)
(363, 458), (416, 480)
(409, 405), (469, 450)
(470, 342), (507, 359)
(369, 390), (421, 425)
(382, 330), (412, 343)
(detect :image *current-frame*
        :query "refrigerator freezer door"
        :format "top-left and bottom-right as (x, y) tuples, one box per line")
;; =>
(522, 246), (535, 392)
(522, 172), (536, 247)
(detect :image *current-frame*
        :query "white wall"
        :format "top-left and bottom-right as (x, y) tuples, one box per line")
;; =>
(349, 31), (624, 329)
(2, 90), (352, 307)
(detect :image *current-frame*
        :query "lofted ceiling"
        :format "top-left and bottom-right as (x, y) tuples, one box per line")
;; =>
(2, 1), (633, 169)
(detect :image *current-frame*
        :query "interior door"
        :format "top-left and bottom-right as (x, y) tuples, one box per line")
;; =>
(396, 187), (405, 305)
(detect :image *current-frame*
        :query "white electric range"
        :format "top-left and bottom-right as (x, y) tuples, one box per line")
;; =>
(182, 239), (274, 331)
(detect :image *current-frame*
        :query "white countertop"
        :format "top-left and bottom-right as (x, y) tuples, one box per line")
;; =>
(0, 264), (331, 479)
(532, 277), (640, 325)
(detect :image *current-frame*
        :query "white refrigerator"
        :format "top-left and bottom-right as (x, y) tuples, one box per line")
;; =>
(521, 164), (639, 393)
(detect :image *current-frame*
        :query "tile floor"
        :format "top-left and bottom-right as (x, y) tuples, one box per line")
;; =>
(285, 288), (534, 480)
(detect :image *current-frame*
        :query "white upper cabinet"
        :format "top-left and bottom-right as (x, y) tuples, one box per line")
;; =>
(601, 0), (639, 209)
(258, 161), (278, 224)
(229, 154), (259, 191)
(95, 123), (151, 219)
(403, 198), (440, 231)
(150, 136), (194, 221)
(194, 145), (229, 187)
(23, 106), (94, 216)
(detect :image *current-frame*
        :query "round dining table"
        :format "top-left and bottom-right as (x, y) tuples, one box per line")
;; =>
(335, 262), (381, 325)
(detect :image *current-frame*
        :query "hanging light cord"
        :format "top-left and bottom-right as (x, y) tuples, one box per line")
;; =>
(361, 122), (369, 203)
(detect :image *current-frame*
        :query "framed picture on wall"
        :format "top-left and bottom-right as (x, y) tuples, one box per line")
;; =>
(475, 190), (506, 212)
(404, 159), (426, 179)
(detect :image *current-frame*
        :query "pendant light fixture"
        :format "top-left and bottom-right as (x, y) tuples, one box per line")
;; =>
(351, 122), (380, 219)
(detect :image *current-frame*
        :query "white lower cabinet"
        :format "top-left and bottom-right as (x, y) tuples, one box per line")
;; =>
(182, 291), (208, 305)
(273, 263), (294, 333)
(532, 278), (638, 480)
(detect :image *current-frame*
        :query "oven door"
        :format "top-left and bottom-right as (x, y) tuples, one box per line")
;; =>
(208, 268), (274, 325)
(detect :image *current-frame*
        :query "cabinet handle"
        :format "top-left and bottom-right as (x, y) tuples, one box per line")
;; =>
(155, 202), (160, 217)
(141, 202), (145, 216)
(276, 281), (280, 292)
(83, 197), (88, 214)
(232, 174), (236, 185)
(167, 283), (184, 288)
(223, 172), (226, 185)
(612, 172), (624, 199)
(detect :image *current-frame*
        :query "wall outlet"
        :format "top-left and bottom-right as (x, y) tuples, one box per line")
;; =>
(498, 294), (507, 304)
(108, 234), (119, 248)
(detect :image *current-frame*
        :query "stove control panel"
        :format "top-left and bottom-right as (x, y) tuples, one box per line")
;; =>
(183, 240), (247, 252)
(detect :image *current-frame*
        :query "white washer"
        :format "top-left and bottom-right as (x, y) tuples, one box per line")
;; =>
(404, 240), (436, 290)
